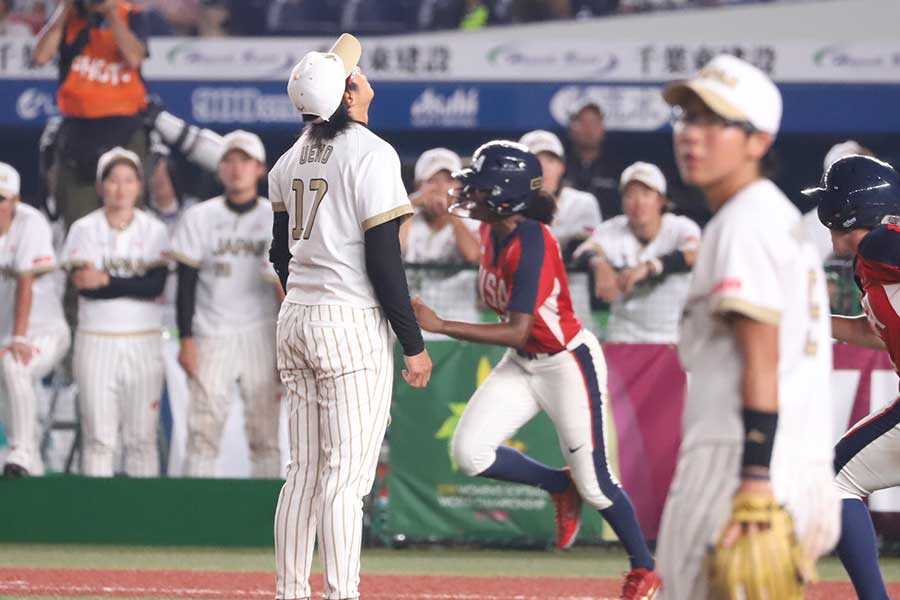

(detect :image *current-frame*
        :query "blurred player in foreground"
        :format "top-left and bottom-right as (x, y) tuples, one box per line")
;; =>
(655, 54), (840, 599)
(268, 34), (432, 600)
(173, 130), (283, 479)
(0, 162), (69, 477)
(412, 140), (660, 599)
(62, 147), (170, 477)
(806, 154), (900, 600)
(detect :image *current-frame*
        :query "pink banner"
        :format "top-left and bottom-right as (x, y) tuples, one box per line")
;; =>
(604, 343), (897, 540)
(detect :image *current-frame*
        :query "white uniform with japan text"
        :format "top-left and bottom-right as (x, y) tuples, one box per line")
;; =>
(585, 213), (700, 343)
(61, 208), (170, 478)
(0, 204), (70, 475)
(655, 180), (840, 599)
(172, 196), (282, 478)
(269, 122), (412, 600)
(550, 186), (602, 252)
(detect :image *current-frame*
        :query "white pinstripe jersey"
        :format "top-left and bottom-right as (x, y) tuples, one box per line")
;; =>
(0, 203), (65, 339)
(268, 122), (413, 308)
(677, 179), (833, 465)
(172, 196), (280, 337)
(61, 208), (171, 334)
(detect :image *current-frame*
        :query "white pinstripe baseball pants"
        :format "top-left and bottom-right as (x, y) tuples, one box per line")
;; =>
(184, 323), (281, 479)
(0, 328), (71, 475)
(274, 303), (393, 600)
(74, 331), (164, 478)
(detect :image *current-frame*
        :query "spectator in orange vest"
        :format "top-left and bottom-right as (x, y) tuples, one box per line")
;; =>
(33, 0), (149, 231)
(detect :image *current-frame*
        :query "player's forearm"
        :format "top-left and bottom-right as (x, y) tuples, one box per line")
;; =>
(734, 316), (780, 414)
(438, 320), (529, 349)
(269, 211), (291, 290)
(176, 263), (199, 338)
(832, 314), (886, 350)
(451, 219), (480, 264)
(80, 266), (167, 299)
(13, 274), (35, 338)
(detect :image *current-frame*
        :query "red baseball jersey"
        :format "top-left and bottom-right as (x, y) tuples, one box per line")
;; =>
(478, 219), (581, 353)
(856, 224), (900, 377)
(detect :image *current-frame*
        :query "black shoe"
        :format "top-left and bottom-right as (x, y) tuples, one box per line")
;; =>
(3, 463), (29, 478)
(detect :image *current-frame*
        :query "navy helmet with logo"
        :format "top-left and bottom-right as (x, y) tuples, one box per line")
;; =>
(804, 155), (900, 230)
(450, 140), (543, 217)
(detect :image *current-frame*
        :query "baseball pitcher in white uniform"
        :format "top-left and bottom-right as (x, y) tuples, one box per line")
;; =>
(173, 130), (284, 479)
(0, 162), (70, 478)
(268, 34), (432, 600)
(518, 130), (602, 260)
(654, 55), (840, 599)
(61, 148), (171, 478)
(574, 162), (700, 343)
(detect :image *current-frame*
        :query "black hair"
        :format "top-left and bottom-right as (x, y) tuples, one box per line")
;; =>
(523, 191), (557, 225)
(760, 146), (779, 180)
(100, 158), (142, 182)
(302, 79), (359, 144)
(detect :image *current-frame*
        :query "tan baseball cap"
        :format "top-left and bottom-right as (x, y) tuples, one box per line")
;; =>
(219, 129), (266, 164)
(823, 140), (867, 172)
(620, 161), (667, 195)
(0, 162), (20, 199)
(414, 148), (462, 183)
(663, 54), (782, 136)
(287, 33), (362, 121)
(96, 147), (142, 183)
(518, 130), (565, 160)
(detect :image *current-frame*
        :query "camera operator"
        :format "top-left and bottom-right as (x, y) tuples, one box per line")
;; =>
(33, 0), (149, 231)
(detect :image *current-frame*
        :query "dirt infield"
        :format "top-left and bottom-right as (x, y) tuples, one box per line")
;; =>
(0, 567), (894, 599)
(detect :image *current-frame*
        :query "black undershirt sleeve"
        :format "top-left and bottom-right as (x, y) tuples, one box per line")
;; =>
(270, 211), (291, 291)
(175, 263), (199, 338)
(78, 266), (168, 300)
(364, 219), (425, 357)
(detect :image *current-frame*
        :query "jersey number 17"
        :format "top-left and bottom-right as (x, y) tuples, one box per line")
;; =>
(291, 178), (329, 241)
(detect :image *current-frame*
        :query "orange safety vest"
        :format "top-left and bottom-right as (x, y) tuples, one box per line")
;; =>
(57, 2), (147, 119)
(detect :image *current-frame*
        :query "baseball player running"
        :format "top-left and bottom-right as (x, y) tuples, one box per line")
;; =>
(655, 55), (840, 599)
(61, 147), (170, 477)
(173, 130), (283, 479)
(0, 162), (70, 478)
(268, 34), (432, 600)
(806, 155), (900, 600)
(412, 141), (660, 600)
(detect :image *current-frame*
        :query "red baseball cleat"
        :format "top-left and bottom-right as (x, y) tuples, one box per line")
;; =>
(550, 467), (582, 549)
(620, 568), (661, 600)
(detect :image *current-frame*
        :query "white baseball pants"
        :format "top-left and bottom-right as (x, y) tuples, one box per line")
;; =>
(0, 328), (71, 475)
(274, 303), (393, 600)
(74, 331), (164, 477)
(184, 324), (281, 479)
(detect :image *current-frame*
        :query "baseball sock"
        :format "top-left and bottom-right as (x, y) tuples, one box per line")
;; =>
(479, 446), (570, 494)
(837, 497), (890, 600)
(600, 489), (655, 571)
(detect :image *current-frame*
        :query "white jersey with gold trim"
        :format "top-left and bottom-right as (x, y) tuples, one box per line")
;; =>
(0, 203), (65, 339)
(61, 208), (171, 334)
(268, 122), (413, 308)
(172, 196), (280, 337)
(678, 179), (833, 462)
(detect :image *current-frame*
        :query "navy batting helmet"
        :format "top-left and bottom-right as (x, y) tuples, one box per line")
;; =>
(803, 155), (900, 230)
(451, 140), (543, 217)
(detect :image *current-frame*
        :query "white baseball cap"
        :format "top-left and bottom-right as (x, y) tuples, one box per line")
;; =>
(620, 161), (667, 195)
(219, 129), (266, 164)
(518, 130), (565, 160)
(96, 147), (142, 183)
(824, 140), (865, 172)
(663, 54), (782, 136)
(0, 162), (20, 199)
(288, 33), (362, 121)
(414, 148), (462, 183)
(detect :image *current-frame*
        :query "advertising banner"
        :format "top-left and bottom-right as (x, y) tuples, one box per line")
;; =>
(387, 342), (900, 545)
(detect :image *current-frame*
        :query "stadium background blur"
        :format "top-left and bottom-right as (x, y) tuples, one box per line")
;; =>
(2, 0), (900, 596)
